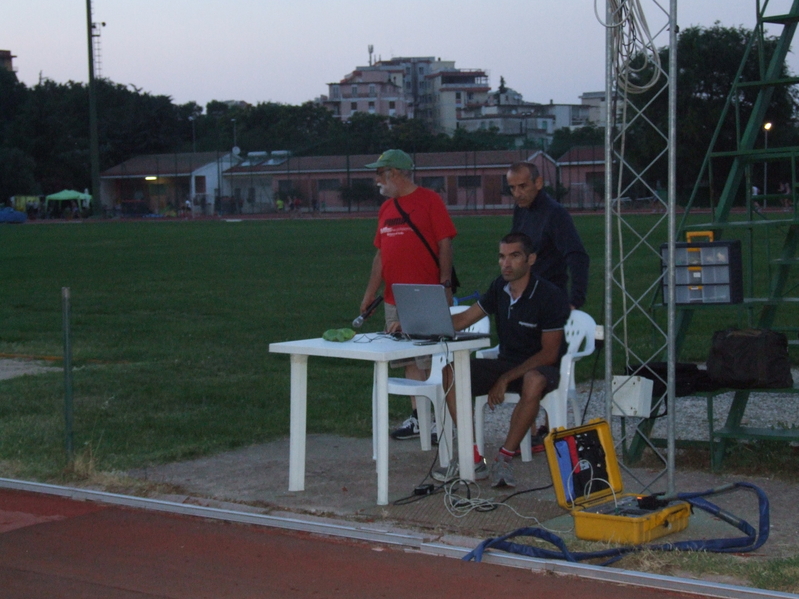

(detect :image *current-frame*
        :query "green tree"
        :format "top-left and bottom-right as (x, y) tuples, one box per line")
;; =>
(624, 24), (799, 200)
(0, 147), (37, 200)
(548, 126), (604, 161)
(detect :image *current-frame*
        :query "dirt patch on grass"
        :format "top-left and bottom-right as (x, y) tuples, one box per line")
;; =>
(0, 358), (60, 380)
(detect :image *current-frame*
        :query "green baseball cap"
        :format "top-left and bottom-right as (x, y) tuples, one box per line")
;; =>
(364, 149), (414, 170)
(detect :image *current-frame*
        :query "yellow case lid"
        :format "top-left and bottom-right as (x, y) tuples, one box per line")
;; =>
(544, 418), (625, 510)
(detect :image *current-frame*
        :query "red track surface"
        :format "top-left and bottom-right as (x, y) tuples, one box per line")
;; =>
(1, 488), (701, 598)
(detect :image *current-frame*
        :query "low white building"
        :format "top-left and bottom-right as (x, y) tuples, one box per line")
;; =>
(100, 152), (239, 216)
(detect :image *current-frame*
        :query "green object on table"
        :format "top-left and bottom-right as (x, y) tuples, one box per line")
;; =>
(323, 328), (356, 342)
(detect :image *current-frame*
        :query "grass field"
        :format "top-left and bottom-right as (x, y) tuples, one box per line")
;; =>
(0, 213), (796, 480)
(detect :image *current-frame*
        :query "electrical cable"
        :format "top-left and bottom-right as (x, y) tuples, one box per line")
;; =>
(595, 0), (662, 95)
(579, 339), (604, 425)
(442, 479), (574, 533)
(463, 482), (770, 565)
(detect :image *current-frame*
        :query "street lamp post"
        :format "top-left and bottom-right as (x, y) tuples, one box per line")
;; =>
(764, 122), (772, 207)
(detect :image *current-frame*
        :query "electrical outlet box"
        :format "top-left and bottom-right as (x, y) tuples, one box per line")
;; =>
(611, 375), (654, 417)
(594, 324), (605, 342)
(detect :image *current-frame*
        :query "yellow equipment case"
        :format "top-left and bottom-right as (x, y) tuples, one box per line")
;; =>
(543, 418), (691, 544)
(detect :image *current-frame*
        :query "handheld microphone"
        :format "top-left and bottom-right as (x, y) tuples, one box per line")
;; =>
(353, 296), (384, 328)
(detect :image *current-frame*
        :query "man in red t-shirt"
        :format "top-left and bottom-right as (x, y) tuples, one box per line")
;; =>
(360, 149), (457, 442)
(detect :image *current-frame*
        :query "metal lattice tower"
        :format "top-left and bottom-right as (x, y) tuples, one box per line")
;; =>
(604, 0), (678, 493)
(605, 0), (799, 487)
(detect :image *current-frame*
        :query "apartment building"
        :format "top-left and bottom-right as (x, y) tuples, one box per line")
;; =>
(321, 62), (413, 119)
(417, 66), (491, 134)
(320, 55), (490, 133)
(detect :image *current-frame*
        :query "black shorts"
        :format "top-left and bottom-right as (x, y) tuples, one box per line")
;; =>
(470, 358), (560, 397)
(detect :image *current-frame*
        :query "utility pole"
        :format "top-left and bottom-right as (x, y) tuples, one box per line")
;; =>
(86, 0), (102, 215)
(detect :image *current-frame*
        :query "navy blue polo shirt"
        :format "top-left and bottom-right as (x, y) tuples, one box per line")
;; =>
(477, 274), (570, 365)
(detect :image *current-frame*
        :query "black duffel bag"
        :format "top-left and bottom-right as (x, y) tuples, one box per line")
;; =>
(706, 328), (793, 389)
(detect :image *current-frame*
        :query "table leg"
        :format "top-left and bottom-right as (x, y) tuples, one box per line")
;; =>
(452, 348), (475, 481)
(288, 354), (309, 492)
(374, 361), (389, 505)
(372, 368), (379, 461)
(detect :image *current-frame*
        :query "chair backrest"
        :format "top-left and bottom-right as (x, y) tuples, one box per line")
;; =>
(563, 310), (596, 358)
(449, 305), (490, 334)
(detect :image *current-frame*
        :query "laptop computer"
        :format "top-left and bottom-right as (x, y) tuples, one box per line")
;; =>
(392, 283), (490, 341)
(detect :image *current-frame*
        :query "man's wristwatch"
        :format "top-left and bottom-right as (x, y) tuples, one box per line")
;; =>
(441, 280), (452, 289)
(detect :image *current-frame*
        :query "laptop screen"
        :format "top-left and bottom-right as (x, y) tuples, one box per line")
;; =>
(392, 284), (459, 339)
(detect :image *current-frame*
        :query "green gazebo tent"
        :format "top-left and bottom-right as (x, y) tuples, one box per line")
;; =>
(45, 189), (92, 210)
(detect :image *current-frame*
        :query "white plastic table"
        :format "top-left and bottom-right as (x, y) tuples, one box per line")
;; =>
(269, 334), (490, 505)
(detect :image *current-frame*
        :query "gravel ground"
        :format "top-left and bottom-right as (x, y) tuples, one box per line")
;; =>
(482, 367), (799, 446)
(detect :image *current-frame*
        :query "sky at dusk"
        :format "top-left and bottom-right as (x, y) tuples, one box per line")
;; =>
(3, 1), (798, 111)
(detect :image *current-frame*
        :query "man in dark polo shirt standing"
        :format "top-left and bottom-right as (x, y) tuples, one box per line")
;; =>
(435, 232), (570, 488)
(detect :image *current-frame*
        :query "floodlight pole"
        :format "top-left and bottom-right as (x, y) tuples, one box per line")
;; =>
(86, 0), (102, 215)
(666, 0), (678, 493)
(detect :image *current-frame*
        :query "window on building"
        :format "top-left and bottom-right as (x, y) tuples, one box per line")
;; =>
(351, 85), (358, 97)
(389, 101), (396, 109)
(458, 175), (482, 188)
(421, 176), (445, 192)
(368, 101), (375, 112)
(455, 92), (462, 103)
(331, 85), (340, 99)
(317, 179), (340, 191)
(369, 84), (376, 97)
(194, 175), (206, 194)
(351, 101), (357, 111)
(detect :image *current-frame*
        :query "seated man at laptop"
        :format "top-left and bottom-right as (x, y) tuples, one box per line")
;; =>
(437, 232), (570, 487)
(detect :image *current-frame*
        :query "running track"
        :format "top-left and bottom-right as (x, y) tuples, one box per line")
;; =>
(0, 488), (719, 598)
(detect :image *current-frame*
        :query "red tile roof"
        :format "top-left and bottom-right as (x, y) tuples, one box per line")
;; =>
(556, 145), (604, 164)
(101, 152), (227, 178)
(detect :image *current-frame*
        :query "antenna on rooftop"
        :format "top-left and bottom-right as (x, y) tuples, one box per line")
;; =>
(368, 44), (374, 66)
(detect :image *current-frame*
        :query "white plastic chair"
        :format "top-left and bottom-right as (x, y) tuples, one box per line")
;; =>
(473, 309), (596, 462)
(384, 305), (489, 467)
